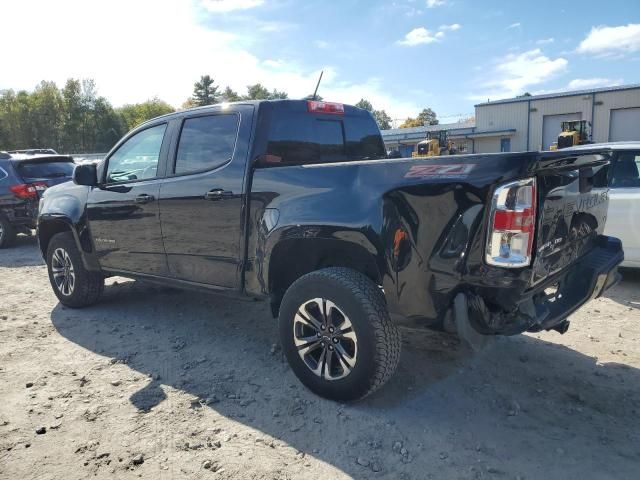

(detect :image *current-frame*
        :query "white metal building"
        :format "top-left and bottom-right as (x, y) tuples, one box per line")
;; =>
(381, 83), (640, 154)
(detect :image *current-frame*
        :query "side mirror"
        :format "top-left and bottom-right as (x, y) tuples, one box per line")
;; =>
(387, 149), (402, 159)
(73, 163), (98, 187)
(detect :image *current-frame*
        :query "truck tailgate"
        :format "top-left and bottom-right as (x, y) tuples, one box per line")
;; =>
(531, 151), (612, 285)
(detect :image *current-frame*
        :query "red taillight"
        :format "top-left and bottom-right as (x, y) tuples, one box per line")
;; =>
(486, 178), (537, 268)
(307, 100), (344, 115)
(10, 182), (47, 199)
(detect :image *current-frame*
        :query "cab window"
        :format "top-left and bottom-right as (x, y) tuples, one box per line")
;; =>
(105, 124), (167, 183)
(610, 153), (640, 188)
(174, 114), (239, 175)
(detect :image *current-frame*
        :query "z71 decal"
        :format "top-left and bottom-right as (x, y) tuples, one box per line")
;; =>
(405, 163), (476, 179)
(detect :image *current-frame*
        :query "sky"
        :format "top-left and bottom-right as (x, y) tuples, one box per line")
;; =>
(3, 0), (640, 125)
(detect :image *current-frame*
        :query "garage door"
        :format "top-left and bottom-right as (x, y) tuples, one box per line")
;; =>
(609, 108), (640, 142)
(542, 113), (582, 150)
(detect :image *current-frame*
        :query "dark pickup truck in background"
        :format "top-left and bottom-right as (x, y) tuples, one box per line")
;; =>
(37, 99), (623, 400)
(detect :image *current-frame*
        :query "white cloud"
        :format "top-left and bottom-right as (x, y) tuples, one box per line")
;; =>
(439, 23), (461, 31)
(506, 22), (521, 29)
(0, 0), (421, 119)
(201, 0), (263, 12)
(398, 27), (441, 46)
(426, 0), (447, 7)
(566, 78), (623, 90)
(314, 40), (330, 49)
(536, 37), (554, 45)
(577, 24), (640, 55)
(471, 49), (568, 100)
(398, 23), (460, 46)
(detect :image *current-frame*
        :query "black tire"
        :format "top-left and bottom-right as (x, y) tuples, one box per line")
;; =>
(0, 216), (16, 249)
(279, 267), (401, 401)
(46, 231), (104, 308)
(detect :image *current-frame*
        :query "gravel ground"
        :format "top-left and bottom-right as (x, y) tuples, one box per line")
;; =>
(1, 235), (639, 479)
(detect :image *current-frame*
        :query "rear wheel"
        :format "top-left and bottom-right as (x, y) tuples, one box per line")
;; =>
(0, 217), (16, 248)
(279, 268), (401, 401)
(46, 232), (104, 308)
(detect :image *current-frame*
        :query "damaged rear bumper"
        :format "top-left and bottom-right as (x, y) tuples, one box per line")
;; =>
(457, 236), (623, 337)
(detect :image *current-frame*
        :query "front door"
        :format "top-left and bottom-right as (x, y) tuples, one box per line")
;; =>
(87, 123), (169, 276)
(159, 107), (252, 288)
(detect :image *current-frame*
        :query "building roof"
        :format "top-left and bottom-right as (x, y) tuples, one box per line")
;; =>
(380, 122), (517, 142)
(380, 122), (475, 142)
(475, 83), (640, 107)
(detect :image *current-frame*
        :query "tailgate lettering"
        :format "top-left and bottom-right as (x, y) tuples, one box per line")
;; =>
(405, 164), (475, 179)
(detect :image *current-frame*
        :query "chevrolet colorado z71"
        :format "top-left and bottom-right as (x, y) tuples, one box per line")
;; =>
(37, 100), (623, 401)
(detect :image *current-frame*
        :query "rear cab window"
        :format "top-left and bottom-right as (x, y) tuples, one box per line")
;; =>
(262, 101), (386, 166)
(15, 158), (75, 182)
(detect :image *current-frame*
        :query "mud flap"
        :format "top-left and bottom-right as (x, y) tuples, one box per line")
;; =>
(453, 293), (492, 352)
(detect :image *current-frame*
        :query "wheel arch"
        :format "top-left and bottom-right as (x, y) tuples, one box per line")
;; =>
(38, 216), (96, 270)
(267, 237), (384, 317)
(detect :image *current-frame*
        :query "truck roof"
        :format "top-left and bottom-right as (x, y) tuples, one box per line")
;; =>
(135, 99), (363, 130)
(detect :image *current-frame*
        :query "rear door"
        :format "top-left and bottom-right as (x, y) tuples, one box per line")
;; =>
(86, 122), (170, 276)
(604, 151), (640, 267)
(158, 105), (254, 288)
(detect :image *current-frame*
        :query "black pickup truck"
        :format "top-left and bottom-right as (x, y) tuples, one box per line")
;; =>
(37, 99), (623, 401)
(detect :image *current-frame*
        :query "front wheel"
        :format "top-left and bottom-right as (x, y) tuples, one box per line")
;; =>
(46, 232), (104, 308)
(279, 268), (401, 401)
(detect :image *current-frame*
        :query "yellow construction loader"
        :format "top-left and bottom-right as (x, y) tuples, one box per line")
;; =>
(412, 130), (456, 157)
(549, 120), (592, 150)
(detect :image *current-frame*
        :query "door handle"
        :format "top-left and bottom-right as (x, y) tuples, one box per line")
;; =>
(205, 189), (233, 201)
(135, 194), (155, 204)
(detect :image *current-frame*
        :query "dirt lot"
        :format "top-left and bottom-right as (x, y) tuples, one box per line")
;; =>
(1, 235), (639, 480)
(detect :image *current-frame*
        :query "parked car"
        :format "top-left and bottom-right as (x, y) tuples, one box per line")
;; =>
(0, 152), (75, 247)
(604, 145), (640, 268)
(37, 100), (623, 401)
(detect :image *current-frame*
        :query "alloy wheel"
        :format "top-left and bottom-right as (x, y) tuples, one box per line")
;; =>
(51, 248), (75, 296)
(293, 298), (358, 381)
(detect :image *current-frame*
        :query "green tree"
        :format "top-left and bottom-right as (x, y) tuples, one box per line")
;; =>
(373, 109), (392, 130)
(191, 75), (220, 106)
(355, 98), (373, 112)
(399, 107), (439, 128)
(92, 97), (125, 152)
(243, 83), (271, 100)
(417, 108), (438, 126)
(30, 81), (64, 149)
(242, 84), (289, 100)
(0, 78), (161, 153)
(117, 97), (175, 131)
(221, 86), (241, 102)
(61, 79), (84, 151)
(269, 89), (288, 99)
(354, 99), (392, 130)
